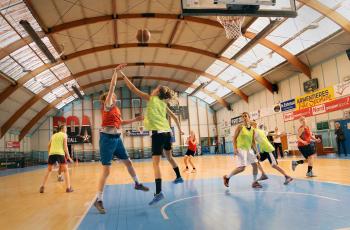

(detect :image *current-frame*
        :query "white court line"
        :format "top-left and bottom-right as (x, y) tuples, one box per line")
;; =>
(73, 195), (97, 230)
(160, 191), (340, 220)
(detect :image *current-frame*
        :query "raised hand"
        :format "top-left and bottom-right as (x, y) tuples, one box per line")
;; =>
(114, 63), (127, 72)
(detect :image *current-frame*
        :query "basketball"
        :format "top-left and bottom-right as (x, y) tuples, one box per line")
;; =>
(136, 29), (151, 43)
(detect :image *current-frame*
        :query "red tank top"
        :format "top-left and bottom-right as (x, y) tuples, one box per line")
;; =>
(298, 125), (311, 146)
(188, 139), (197, 151)
(101, 104), (121, 128)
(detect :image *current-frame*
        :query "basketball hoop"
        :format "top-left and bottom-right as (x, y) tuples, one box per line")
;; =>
(217, 16), (244, 39)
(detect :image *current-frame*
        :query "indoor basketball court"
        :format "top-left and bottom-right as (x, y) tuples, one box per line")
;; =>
(1, 0), (350, 230)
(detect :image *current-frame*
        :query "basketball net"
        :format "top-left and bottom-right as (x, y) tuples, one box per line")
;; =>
(217, 16), (244, 39)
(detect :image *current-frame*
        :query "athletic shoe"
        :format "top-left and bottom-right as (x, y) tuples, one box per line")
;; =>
(284, 177), (293, 185)
(173, 177), (184, 184)
(39, 186), (44, 193)
(258, 174), (268, 181)
(148, 192), (165, 205)
(66, 187), (74, 193)
(94, 199), (106, 214)
(191, 169), (196, 173)
(252, 181), (263, 189)
(134, 183), (149, 192)
(223, 175), (230, 187)
(57, 175), (64, 182)
(292, 161), (298, 171)
(306, 171), (316, 177)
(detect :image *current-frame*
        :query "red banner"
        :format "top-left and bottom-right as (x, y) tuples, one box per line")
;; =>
(283, 96), (350, 121)
(6, 141), (20, 148)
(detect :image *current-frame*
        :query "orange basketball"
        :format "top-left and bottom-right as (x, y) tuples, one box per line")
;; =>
(136, 29), (151, 43)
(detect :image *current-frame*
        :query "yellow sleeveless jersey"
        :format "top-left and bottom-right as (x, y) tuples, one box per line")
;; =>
(49, 132), (66, 155)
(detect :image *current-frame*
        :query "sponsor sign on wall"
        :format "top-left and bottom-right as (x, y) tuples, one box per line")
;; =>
(6, 141), (20, 148)
(53, 116), (92, 144)
(283, 96), (350, 121)
(125, 130), (150, 136)
(231, 116), (243, 126)
(295, 86), (335, 110)
(334, 80), (350, 98)
(280, 99), (296, 112)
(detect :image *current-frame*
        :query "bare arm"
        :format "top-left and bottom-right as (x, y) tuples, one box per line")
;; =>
(251, 130), (258, 154)
(121, 115), (144, 125)
(48, 140), (51, 153)
(63, 135), (73, 162)
(120, 71), (150, 100)
(233, 125), (242, 151)
(297, 127), (307, 145)
(166, 107), (184, 134)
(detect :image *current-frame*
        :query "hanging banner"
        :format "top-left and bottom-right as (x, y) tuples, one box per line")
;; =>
(280, 99), (296, 112)
(125, 130), (150, 136)
(53, 116), (92, 144)
(323, 96), (350, 113)
(284, 96), (350, 121)
(231, 116), (243, 126)
(6, 141), (20, 148)
(334, 80), (350, 98)
(295, 87), (335, 110)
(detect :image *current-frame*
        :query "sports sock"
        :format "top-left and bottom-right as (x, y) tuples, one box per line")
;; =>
(97, 191), (103, 201)
(307, 166), (312, 173)
(155, 178), (162, 194)
(173, 167), (181, 178)
(132, 176), (139, 184)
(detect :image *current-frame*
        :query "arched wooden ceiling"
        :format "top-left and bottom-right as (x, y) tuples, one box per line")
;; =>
(1, 0), (350, 139)
(17, 76), (227, 140)
(1, 63), (236, 138)
(45, 13), (310, 77)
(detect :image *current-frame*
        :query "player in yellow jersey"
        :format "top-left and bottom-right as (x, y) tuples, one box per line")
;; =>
(121, 72), (184, 205)
(223, 112), (262, 188)
(251, 122), (293, 185)
(39, 124), (73, 193)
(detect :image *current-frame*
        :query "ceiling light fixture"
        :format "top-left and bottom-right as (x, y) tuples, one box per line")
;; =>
(20, 20), (57, 63)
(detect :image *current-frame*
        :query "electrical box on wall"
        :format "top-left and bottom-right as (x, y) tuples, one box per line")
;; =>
(303, 78), (319, 93)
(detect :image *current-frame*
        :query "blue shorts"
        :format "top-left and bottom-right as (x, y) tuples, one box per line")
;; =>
(99, 132), (129, 165)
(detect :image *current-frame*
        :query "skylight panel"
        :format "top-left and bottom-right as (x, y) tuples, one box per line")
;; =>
(1, 2), (41, 37)
(194, 76), (210, 85)
(218, 66), (243, 81)
(247, 17), (270, 33)
(10, 45), (44, 71)
(205, 60), (229, 76)
(185, 88), (194, 94)
(51, 63), (71, 80)
(52, 85), (68, 97)
(0, 18), (20, 48)
(0, 56), (25, 80)
(56, 102), (66, 109)
(221, 36), (250, 59)
(42, 92), (57, 103)
(227, 72), (253, 88)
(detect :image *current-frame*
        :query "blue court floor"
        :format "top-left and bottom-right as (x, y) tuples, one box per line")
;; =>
(78, 175), (350, 230)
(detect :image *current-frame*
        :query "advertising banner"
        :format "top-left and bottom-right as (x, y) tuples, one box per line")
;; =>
(125, 130), (150, 136)
(283, 96), (350, 121)
(231, 116), (243, 126)
(334, 81), (350, 98)
(280, 99), (296, 112)
(6, 141), (20, 148)
(295, 87), (335, 110)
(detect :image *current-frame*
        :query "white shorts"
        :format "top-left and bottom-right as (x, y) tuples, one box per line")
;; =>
(236, 148), (258, 167)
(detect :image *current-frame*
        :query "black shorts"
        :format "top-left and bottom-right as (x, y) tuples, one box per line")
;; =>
(298, 144), (314, 159)
(259, 152), (278, 165)
(185, 149), (195, 156)
(151, 132), (172, 156)
(48, 154), (67, 165)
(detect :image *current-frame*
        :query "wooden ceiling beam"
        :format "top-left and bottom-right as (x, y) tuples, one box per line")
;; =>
(297, 0), (350, 33)
(17, 76), (228, 140)
(3, 63), (236, 138)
